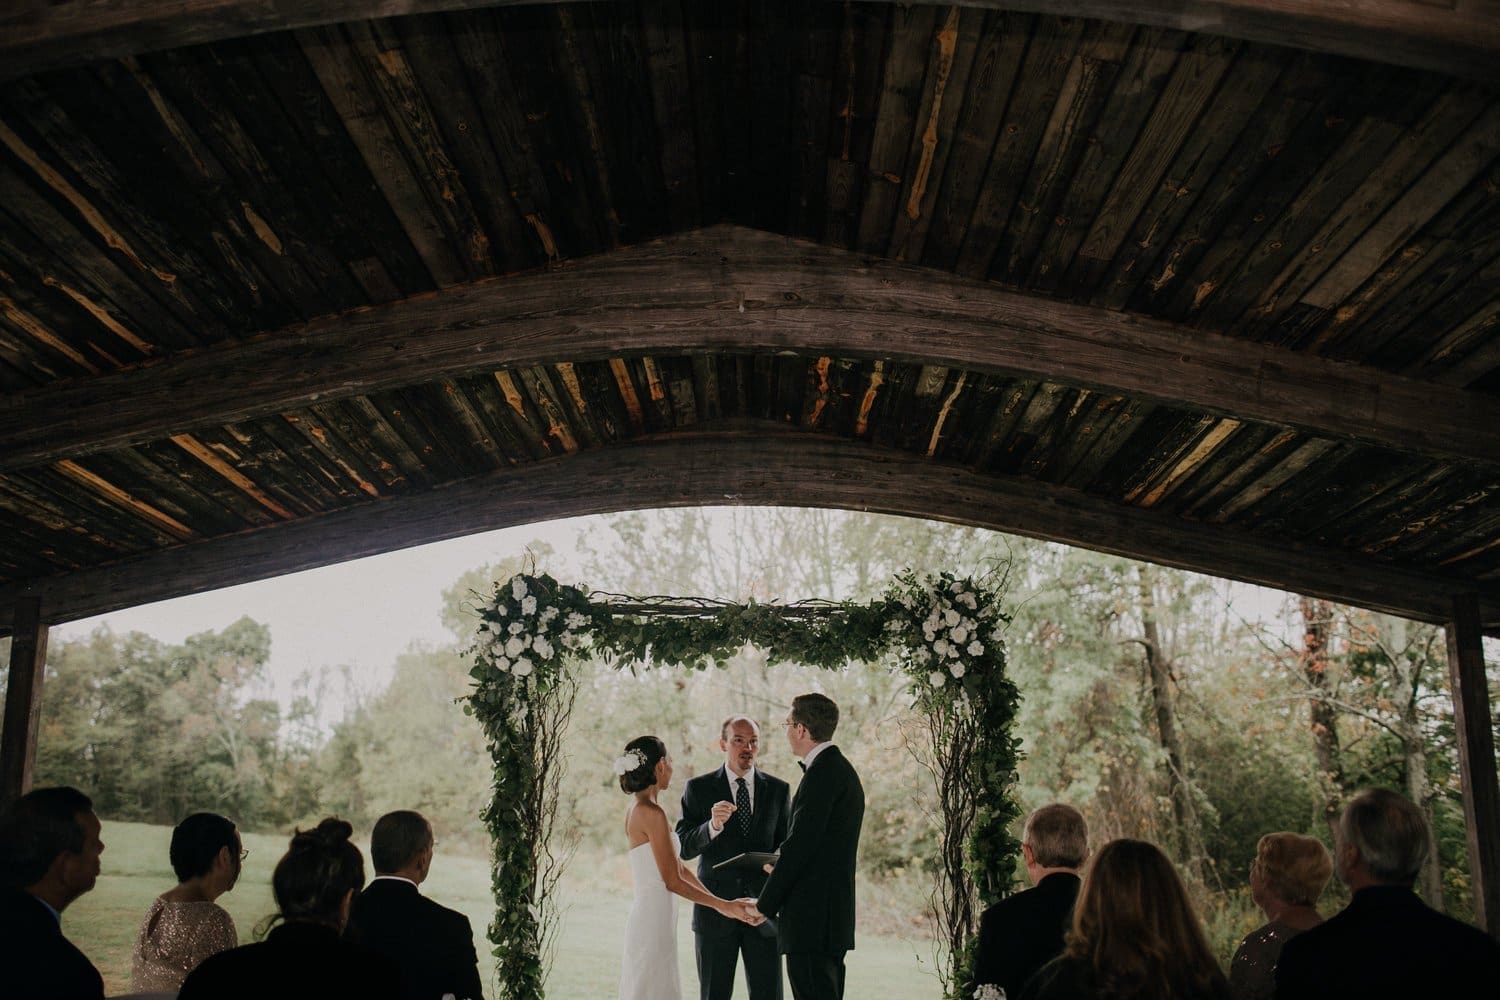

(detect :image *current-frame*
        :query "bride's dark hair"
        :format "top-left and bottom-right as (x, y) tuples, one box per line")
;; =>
(619, 736), (667, 793)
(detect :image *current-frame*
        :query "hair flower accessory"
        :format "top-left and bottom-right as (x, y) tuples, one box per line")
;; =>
(613, 748), (647, 776)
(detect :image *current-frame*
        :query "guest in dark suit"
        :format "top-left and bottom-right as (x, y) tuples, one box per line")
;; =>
(747, 693), (864, 1000)
(0, 785), (106, 1000)
(179, 817), (401, 1000)
(972, 803), (1088, 996)
(346, 810), (484, 1000)
(1275, 788), (1500, 999)
(679, 715), (792, 1000)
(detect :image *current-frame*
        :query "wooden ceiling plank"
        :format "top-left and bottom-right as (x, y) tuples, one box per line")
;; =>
(954, 15), (1088, 279)
(638, 0), (702, 233)
(971, 378), (1041, 471)
(1301, 102), (1500, 311)
(384, 18), (534, 274)
(429, 380), (513, 472)
(887, 6), (984, 264)
(550, 5), (626, 250)
(1204, 438), (1339, 524)
(1030, 25), (1183, 294)
(821, 1), (888, 249)
(273, 409), (384, 500)
(164, 434), (294, 522)
(854, 4), (940, 256)
(691, 355), (722, 425)
(993, 20), (1135, 287)
(189, 420), (326, 518)
(492, 370), (561, 457)
(918, 9), (1029, 270)
(51, 460), (196, 542)
(0, 481), (128, 565)
(6, 226), (1500, 467)
(86, 446), (255, 538)
(306, 398), (413, 491)
(571, 359), (632, 443)
(4, 467), (167, 552)
(1241, 84), (1491, 338)
(5, 431), (1496, 634)
(1064, 32), (1238, 300)
(1415, 299), (1500, 388)
(783, 2), (840, 242)
(296, 24), (467, 287)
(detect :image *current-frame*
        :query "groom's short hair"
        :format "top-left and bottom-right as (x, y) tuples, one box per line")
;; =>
(790, 693), (839, 742)
(370, 810), (433, 874)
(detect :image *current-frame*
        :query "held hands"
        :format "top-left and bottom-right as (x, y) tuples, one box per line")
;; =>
(708, 800), (737, 832)
(722, 897), (765, 926)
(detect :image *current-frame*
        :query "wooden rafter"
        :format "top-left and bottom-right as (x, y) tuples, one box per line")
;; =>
(4, 226), (1498, 472)
(3, 429), (1496, 635)
(3, 1), (1499, 83)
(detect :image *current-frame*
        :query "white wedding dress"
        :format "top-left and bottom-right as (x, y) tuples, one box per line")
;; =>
(619, 830), (682, 1000)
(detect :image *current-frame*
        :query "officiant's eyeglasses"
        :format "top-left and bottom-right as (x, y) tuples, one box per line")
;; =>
(729, 736), (759, 748)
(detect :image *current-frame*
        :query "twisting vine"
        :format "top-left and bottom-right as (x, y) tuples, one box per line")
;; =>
(464, 569), (1021, 1000)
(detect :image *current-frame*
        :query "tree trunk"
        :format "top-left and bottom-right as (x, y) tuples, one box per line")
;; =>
(1137, 566), (1204, 882)
(1382, 616), (1447, 909)
(1299, 596), (1344, 833)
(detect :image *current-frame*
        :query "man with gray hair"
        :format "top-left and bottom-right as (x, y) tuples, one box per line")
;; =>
(345, 810), (483, 1000)
(1275, 787), (1500, 997)
(971, 803), (1088, 996)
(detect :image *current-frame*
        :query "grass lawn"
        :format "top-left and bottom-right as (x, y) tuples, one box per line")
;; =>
(67, 820), (943, 998)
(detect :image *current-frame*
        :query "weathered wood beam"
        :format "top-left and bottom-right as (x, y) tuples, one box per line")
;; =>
(1446, 594), (1500, 937)
(3, 1), (1498, 83)
(4, 226), (1498, 471)
(1, 430), (1496, 636)
(1, 597), (49, 807)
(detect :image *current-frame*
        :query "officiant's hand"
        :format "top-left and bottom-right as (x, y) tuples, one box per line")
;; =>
(709, 800), (737, 832)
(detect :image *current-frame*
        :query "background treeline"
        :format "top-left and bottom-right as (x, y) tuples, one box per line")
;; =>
(8, 509), (1497, 953)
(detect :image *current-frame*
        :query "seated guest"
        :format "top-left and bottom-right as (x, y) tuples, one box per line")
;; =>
(1275, 788), (1500, 998)
(131, 812), (244, 991)
(346, 809), (484, 1000)
(1228, 832), (1331, 1000)
(972, 803), (1088, 996)
(179, 817), (400, 1000)
(0, 785), (107, 1000)
(1023, 838), (1229, 1000)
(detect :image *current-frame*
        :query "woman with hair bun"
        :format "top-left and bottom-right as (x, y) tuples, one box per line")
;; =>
(1229, 832), (1332, 1000)
(616, 736), (762, 1000)
(130, 813), (243, 991)
(179, 818), (400, 1000)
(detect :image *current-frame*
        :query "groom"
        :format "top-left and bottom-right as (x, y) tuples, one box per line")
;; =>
(679, 715), (791, 1000)
(746, 693), (864, 1000)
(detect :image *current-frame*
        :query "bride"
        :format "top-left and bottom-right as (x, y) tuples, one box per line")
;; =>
(616, 736), (762, 1000)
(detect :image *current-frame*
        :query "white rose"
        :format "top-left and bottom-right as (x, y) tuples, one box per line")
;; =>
(950, 626), (968, 643)
(949, 663), (965, 679)
(541, 606), (559, 623)
(923, 626), (936, 642)
(928, 670), (946, 687)
(512, 578), (527, 601)
(567, 612), (588, 629)
(505, 636), (525, 657)
(968, 641), (984, 656)
(945, 609), (961, 627)
(948, 645), (960, 659)
(532, 637), (553, 658)
(512, 657), (534, 677)
(508, 622), (525, 635)
(495, 656), (511, 672)
(521, 595), (537, 615)
(960, 591), (977, 609)
(933, 639), (950, 656)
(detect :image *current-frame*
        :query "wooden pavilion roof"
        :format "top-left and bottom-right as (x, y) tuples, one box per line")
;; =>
(2, 1), (1499, 633)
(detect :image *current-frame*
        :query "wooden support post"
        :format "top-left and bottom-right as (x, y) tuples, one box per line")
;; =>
(1446, 593), (1500, 937)
(1, 596), (48, 808)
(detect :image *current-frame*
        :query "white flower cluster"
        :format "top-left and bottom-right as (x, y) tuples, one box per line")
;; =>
(474, 575), (589, 679)
(613, 748), (647, 776)
(897, 575), (1004, 690)
(972, 985), (1006, 1000)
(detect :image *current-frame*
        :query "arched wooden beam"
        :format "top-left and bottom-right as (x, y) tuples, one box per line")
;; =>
(2, 0), (1498, 83)
(2, 428), (1496, 635)
(3, 226), (1497, 471)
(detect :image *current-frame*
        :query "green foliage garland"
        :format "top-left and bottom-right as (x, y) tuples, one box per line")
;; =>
(466, 570), (1021, 1000)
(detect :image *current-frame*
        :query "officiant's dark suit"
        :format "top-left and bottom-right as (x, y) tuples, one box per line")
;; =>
(345, 811), (483, 1000)
(756, 695), (864, 1000)
(679, 718), (792, 1000)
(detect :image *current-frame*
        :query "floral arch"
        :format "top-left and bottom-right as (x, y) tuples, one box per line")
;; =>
(464, 570), (1023, 1000)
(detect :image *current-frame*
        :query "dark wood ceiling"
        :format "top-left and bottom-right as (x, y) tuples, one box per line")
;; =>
(1, 0), (1498, 631)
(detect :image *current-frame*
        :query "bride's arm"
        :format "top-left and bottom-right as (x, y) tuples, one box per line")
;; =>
(638, 805), (737, 914)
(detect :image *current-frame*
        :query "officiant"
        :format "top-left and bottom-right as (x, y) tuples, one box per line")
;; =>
(678, 715), (792, 1000)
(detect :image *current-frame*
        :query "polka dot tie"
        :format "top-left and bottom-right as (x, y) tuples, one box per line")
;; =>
(736, 777), (752, 837)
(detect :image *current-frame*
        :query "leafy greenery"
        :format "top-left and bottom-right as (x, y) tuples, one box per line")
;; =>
(465, 567), (1021, 1000)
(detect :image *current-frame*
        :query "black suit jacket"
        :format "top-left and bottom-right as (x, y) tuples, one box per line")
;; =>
(678, 765), (791, 937)
(755, 745), (864, 955)
(180, 920), (401, 1000)
(972, 871), (1080, 995)
(346, 878), (485, 1000)
(0, 888), (104, 1000)
(1275, 885), (1500, 998)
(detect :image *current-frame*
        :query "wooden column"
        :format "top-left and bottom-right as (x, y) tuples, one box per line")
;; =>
(1, 596), (48, 808)
(1445, 593), (1500, 937)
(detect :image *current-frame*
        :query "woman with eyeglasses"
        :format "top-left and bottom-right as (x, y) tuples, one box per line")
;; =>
(130, 812), (245, 991)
